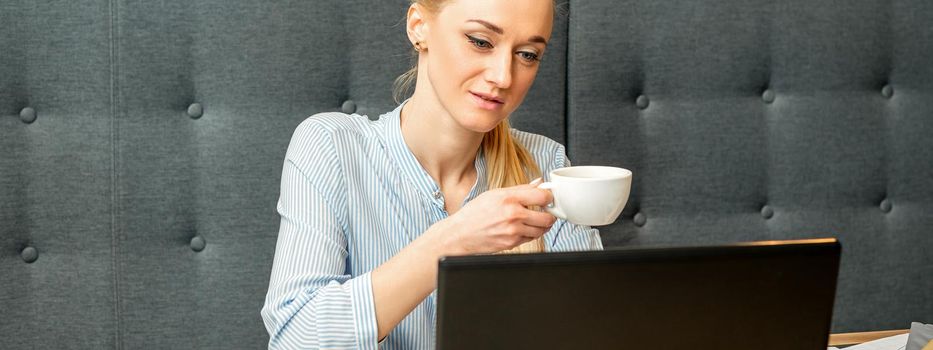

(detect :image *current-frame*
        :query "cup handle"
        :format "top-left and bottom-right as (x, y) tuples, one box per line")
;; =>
(536, 182), (567, 220)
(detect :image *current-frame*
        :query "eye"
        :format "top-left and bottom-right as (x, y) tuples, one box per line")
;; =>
(466, 35), (493, 49)
(518, 51), (540, 63)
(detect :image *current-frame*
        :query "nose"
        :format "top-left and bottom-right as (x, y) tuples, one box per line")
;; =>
(484, 51), (513, 89)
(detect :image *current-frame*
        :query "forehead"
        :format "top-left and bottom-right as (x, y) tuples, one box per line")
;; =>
(437, 0), (554, 40)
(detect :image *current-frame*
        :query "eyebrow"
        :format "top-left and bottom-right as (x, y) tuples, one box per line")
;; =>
(466, 19), (549, 45)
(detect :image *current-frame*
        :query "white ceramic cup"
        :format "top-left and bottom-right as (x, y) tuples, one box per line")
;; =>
(537, 166), (632, 226)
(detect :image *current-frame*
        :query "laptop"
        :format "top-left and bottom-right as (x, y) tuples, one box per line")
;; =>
(436, 238), (841, 350)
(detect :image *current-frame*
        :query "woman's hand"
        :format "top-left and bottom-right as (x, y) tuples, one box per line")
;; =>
(438, 179), (557, 255)
(370, 179), (555, 339)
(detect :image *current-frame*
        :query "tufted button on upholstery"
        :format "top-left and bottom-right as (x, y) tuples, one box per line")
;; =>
(762, 89), (775, 104)
(190, 235), (206, 252)
(187, 103), (203, 119)
(341, 100), (357, 114)
(635, 95), (649, 109)
(21, 246), (38, 263)
(368, 114), (379, 121)
(761, 205), (774, 219)
(881, 85), (893, 99)
(880, 199), (892, 213)
(20, 107), (37, 124)
(633, 212), (647, 227)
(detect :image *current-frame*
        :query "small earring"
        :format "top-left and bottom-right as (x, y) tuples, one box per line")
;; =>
(414, 41), (426, 52)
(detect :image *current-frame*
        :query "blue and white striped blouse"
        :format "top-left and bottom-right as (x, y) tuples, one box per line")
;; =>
(261, 102), (603, 349)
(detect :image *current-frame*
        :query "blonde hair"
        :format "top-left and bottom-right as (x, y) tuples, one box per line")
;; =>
(394, 0), (546, 254)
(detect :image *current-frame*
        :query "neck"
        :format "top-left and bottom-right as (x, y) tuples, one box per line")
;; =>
(400, 93), (483, 187)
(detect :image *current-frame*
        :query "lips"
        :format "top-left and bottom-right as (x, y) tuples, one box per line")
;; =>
(470, 91), (504, 104)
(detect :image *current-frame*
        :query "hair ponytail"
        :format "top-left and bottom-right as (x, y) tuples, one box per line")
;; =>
(483, 120), (544, 254)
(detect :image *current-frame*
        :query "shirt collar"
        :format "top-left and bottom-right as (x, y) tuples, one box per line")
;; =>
(466, 150), (487, 202)
(383, 101), (487, 207)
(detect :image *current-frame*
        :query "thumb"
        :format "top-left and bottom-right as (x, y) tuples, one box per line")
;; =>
(528, 177), (544, 187)
(509, 178), (552, 207)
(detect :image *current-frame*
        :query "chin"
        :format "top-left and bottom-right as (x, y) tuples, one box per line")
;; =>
(456, 110), (508, 133)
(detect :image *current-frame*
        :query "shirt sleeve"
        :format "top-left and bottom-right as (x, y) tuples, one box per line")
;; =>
(260, 122), (380, 349)
(543, 144), (605, 252)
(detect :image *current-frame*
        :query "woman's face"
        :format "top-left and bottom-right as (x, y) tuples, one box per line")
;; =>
(417, 0), (554, 133)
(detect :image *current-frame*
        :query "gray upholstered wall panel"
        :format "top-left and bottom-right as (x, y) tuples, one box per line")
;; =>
(569, 0), (933, 332)
(0, 0), (116, 348)
(114, 1), (350, 347)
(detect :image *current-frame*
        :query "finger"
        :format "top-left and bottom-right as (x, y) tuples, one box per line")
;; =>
(509, 177), (543, 190)
(522, 209), (557, 229)
(507, 186), (553, 207)
(517, 224), (550, 239)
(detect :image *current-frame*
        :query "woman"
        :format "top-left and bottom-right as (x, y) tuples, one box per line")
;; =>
(261, 0), (602, 348)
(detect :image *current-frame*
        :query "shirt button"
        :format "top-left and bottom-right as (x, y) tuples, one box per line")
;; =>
(433, 191), (442, 199)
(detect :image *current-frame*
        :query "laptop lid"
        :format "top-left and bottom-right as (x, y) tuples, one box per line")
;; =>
(436, 238), (841, 350)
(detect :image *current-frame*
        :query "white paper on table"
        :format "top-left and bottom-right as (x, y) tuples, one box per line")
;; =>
(833, 333), (910, 350)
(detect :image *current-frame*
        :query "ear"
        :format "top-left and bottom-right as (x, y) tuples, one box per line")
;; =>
(406, 3), (429, 47)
